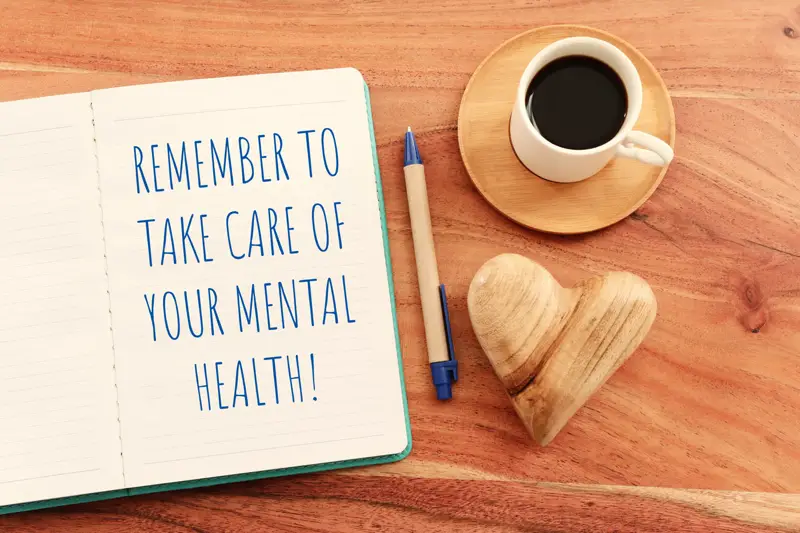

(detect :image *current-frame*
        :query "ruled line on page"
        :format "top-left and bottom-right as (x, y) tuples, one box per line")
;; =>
(0, 219), (82, 237)
(0, 404), (97, 423)
(4, 366), (94, 382)
(0, 278), (90, 299)
(150, 421), (382, 454)
(0, 327), (97, 346)
(0, 469), (100, 486)
(0, 354), (90, 371)
(0, 243), (85, 262)
(115, 99), (348, 123)
(0, 194), (84, 212)
(0, 229), (88, 248)
(2, 431), (87, 447)
(139, 408), (368, 440)
(0, 454), (99, 474)
(0, 158), (83, 174)
(143, 434), (383, 465)
(0, 125), (74, 138)
(7, 416), (94, 432)
(11, 391), (99, 408)
(0, 133), (80, 150)
(0, 442), (87, 461)
(1, 291), (83, 308)
(0, 316), (92, 334)
(1, 262), (95, 283)
(5, 378), (96, 395)
(0, 208), (83, 224)
(0, 145), (77, 164)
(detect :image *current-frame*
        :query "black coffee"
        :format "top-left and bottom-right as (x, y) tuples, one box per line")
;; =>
(525, 55), (627, 150)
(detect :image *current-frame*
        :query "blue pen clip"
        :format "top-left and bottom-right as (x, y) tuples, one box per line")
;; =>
(430, 284), (458, 400)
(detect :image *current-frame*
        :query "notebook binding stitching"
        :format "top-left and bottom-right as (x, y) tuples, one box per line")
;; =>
(89, 95), (127, 487)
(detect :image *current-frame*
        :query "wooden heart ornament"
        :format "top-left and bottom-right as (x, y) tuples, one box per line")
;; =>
(467, 254), (657, 446)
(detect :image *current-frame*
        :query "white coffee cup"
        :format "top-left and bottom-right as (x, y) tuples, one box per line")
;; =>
(509, 36), (674, 183)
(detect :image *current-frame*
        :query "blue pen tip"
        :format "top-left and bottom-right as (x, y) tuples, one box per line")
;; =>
(404, 127), (422, 166)
(435, 383), (453, 401)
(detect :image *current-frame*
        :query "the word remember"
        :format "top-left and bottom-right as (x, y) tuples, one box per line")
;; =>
(134, 128), (339, 194)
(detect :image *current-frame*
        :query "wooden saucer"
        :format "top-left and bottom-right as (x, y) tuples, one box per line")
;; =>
(458, 25), (675, 234)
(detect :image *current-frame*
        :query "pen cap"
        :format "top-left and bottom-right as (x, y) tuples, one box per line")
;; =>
(430, 360), (458, 400)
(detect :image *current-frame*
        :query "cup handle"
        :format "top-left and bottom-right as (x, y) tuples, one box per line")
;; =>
(616, 130), (674, 166)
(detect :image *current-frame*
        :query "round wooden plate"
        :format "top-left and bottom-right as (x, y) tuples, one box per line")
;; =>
(458, 25), (675, 234)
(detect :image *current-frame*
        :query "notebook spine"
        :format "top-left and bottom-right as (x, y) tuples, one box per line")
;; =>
(89, 95), (127, 486)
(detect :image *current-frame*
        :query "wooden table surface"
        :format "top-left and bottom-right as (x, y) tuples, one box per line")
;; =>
(1, 1), (799, 531)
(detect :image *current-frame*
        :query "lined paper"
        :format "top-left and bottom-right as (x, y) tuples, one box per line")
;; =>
(0, 94), (124, 506)
(91, 69), (407, 488)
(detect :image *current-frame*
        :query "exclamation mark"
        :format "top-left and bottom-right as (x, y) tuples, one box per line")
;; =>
(310, 352), (317, 401)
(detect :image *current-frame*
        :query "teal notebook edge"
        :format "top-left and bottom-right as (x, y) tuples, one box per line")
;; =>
(0, 74), (411, 516)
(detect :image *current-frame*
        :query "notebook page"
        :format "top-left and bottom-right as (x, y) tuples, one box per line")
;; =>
(0, 94), (124, 506)
(91, 69), (407, 488)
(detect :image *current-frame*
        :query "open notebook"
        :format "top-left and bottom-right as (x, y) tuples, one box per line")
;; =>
(0, 68), (409, 513)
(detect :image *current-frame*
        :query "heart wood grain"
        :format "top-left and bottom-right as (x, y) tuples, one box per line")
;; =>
(468, 254), (657, 445)
(0, 0), (799, 531)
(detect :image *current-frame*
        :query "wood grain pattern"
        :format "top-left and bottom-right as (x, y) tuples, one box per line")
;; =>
(2, 474), (800, 533)
(0, 0), (798, 530)
(468, 253), (657, 445)
(458, 25), (676, 234)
